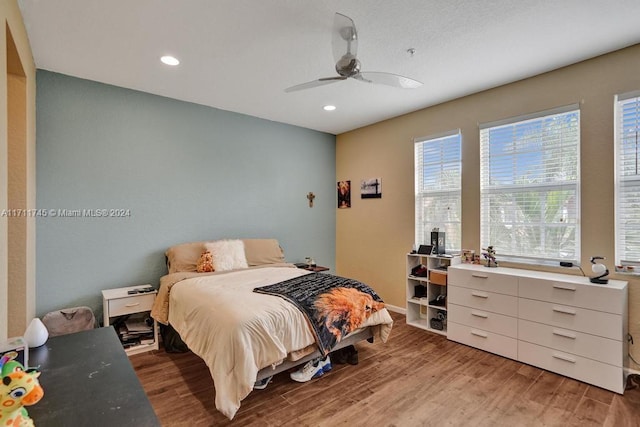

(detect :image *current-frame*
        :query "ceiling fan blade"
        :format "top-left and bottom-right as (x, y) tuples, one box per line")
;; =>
(355, 71), (423, 89)
(284, 76), (347, 93)
(332, 13), (358, 64)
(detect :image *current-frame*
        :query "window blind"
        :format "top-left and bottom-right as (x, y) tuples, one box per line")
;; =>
(616, 95), (640, 265)
(414, 131), (461, 251)
(480, 108), (580, 264)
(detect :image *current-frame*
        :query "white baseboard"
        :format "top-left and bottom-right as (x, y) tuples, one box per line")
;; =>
(625, 367), (640, 377)
(385, 304), (405, 315)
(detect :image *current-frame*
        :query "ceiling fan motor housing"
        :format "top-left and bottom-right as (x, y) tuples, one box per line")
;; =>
(336, 54), (360, 77)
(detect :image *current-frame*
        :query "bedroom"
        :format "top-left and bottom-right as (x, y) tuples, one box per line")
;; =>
(2, 0), (640, 425)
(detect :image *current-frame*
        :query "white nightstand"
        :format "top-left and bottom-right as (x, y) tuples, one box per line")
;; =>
(102, 285), (159, 356)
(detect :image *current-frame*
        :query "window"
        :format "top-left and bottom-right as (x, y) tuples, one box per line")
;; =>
(480, 106), (580, 264)
(414, 131), (461, 252)
(615, 93), (640, 266)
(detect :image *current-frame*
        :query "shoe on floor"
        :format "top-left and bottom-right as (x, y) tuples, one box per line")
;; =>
(330, 347), (347, 364)
(346, 347), (359, 365)
(290, 356), (332, 383)
(253, 375), (273, 390)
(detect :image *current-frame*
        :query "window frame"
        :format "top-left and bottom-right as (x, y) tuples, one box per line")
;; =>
(615, 91), (640, 267)
(479, 105), (581, 265)
(414, 130), (462, 253)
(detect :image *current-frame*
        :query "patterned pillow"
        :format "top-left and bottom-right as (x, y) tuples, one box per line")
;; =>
(196, 251), (215, 273)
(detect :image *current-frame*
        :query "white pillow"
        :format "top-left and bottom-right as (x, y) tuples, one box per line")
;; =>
(205, 240), (248, 271)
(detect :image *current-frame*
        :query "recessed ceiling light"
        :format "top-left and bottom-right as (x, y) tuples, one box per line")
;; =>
(323, 105), (336, 111)
(160, 55), (180, 66)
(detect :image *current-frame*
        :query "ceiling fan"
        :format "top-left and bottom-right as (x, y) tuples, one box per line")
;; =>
(285, 13), (423, 93)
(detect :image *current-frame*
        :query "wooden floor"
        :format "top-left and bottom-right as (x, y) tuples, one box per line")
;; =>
(130, 312), (640, 426)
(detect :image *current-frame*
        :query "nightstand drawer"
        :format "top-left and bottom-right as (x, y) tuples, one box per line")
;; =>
(108, 294), (155, 317)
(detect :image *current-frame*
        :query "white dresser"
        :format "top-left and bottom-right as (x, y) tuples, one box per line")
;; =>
(448, 264), (628, 393)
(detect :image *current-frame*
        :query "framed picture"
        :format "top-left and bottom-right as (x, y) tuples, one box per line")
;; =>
(337, 180), (351, 208)
(360, 178), (382, 199)
(461, 249), (475, 263)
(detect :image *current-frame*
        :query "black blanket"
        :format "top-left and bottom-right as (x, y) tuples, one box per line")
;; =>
(254, 273), (384, 355)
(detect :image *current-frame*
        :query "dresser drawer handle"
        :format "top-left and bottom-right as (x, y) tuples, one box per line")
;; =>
(553, 284), (576, 291)
(552, 306), (576, 315)
(125, 302), (140, 308)
(470, 330), (488, 338)
(552, 329), (577, 339)
(471, 291), (489, 299)
(552, 353), (576, 364)
(471, 311), (488, 318)
(471, 274), (488, 279)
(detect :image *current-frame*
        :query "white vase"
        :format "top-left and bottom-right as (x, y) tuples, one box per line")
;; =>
(24, 317), (49, 348)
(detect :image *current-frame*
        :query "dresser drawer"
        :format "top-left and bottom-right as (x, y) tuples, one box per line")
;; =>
(518, 319), (622, 366)
(519, 277), (625, 314)
(518, 298), (622, 341)
(449, 285), (518, 317)
(108, 294), (155, 317)
(448, 267), (518, 296)
(518, 341), (624, 394)
(448, 322), (518, 360)
(449, 303), (517, 338)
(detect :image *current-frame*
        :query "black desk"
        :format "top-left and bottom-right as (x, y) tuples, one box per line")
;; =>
(28, 327), (160, 427)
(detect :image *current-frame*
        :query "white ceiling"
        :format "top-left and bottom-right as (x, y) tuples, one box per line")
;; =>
(17, 0), (640, 135)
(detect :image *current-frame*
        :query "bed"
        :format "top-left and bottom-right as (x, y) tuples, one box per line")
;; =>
(150, 239), (393, 420)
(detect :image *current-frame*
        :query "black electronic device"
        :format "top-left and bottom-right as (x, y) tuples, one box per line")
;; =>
(128, 286), (155, 295)
(417, 245), (433, 255)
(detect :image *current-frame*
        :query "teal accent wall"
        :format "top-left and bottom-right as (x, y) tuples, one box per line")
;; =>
(35, 70), (336, 319)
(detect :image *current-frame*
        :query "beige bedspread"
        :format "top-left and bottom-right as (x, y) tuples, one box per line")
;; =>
(154, 265), (393, 420)
(150, 263), (295, 325)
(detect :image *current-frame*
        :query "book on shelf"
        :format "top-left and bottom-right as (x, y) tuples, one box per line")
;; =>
(114, 312), (154, 346)
(124, 313), (153, 333)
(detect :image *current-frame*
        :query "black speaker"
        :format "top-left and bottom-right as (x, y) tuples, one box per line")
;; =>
(431, 231), (445, 255)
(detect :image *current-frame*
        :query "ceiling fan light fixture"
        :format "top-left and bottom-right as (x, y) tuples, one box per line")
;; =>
(323, 105), (337, 111)
(160, 55), (180, 66)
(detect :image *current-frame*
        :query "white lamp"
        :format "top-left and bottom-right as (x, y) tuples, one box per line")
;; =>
(24, 317), (49, 348)
(589, 256), (609, 284)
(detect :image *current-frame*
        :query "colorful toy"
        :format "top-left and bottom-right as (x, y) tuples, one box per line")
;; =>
(482, 246), (498, 268)
(0, 353), (44, 427)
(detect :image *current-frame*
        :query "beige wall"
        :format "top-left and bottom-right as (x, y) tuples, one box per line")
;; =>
(336, 44), (640, 369)
(1, 0), (36, 340)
